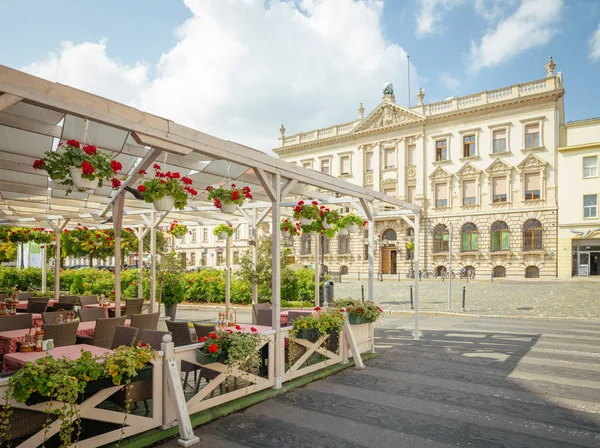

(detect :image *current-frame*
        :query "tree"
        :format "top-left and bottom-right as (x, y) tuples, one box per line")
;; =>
(0, 242), (18, 263)
(156, 251), (187, 306)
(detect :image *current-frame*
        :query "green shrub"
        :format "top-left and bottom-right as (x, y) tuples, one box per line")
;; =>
(230, 278), (252, 305)
(162, 280), (185, 305)
(68, 268), (115, 295)
(121, 268), (150, 299)
(0, 267), (54, 291)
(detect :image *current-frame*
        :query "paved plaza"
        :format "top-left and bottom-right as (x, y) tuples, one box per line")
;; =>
(333, 278), (600, 318)
(159, 315), (600, 447)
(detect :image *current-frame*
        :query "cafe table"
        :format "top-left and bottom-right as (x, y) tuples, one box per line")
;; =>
(83, 303), (126, 318)
(279, 309), (317, 326)
(16, 299), (57, 310)
(3, 344), (112, 372)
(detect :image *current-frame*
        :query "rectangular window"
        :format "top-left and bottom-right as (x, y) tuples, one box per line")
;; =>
(202, 228), (208, 242)
(463, 135), (476, 157)
(363, 244), (369, 261)
(524, 172), (541, 200)
(340, 155), (351, 175)
(216, 252), (223, 266)
(406, 185), (416, 204)
(583, 156), (598, 178)
(191, 229), (197, 243)
(301, 235), (311, 255)
(200, 251), (206, 266)
(584, 194), (598, 218)
(384, 148), (396, 169)
(435, 139), (447, 161)
(338, 235), (350, 254)
(189, 252), (196, 266)
(384, 188), (396, 210)
(407, 144), (416, 166)
(493, 129), (507, 153)
(303, 161), (312, 170)
(462, 179), (477, 205)
(525, 123), (540, 148)
(366, 152), (373, 172)
(492, 230), (510, 251)
(233, 250), (240, 264)
(320, 159), (330, 175)
(322, 237), (330, 255)
(234, 228), (240, 240)
(492, 176), (508, 203)
(435, 183), (448, 208)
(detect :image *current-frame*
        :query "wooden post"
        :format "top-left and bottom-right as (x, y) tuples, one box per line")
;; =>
(225, 235), (231, 315)
(47, 218), (69, 301)
(413, 211), (420, 340)
(343, 313), (365, 369)
(251, 208), (258, 322)
(150, 210), (157, 313)
(271, 173), (282, 389)
(41, 245), (46, 293)
(136, 225), (148, 300)
(314, 235), (320, 307)
(113, 191), (125, 317)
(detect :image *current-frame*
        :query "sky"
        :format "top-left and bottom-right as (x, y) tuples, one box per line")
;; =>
(0, 0), (599, 152)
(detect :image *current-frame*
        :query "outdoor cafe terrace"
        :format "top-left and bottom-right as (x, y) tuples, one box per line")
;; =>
(0, 65), (421, 447)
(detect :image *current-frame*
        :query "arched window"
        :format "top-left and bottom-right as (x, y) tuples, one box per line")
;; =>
(435, 265), (447, 277)
(525, 266), (539, 278)
(493, 266), (506, 278)
(491, 221), (509, 252)
(461, 223), (479, 252)
(341, 265), (349, 275)
(433, 224), (449, 253)
(382, 228), (397, 241)
(523, 219), (543, 251)
(301, 234), (311, 255)
(463, 265), (476, 278)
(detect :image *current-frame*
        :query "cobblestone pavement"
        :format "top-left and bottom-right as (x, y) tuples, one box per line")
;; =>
(333, 278), (600, 318)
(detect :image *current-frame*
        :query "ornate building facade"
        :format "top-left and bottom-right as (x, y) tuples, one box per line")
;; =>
(275, 58), (565, 279)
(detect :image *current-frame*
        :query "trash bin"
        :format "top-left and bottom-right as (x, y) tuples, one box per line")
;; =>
(323, 280), (334, 305)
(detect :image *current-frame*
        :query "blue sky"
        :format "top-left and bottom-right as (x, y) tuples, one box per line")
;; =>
(1, 0), (599, 150)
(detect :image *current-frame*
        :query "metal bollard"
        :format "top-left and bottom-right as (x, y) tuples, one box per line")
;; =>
(491, 272), (493, 283)
(410, 285), (414, 309)
(361, 285), (365, 302)
(462, 286), (466, 312)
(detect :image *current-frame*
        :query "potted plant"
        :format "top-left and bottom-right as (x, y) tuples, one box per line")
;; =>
(206, 184), (252, 213)
(290, 307), (345, 342)
(301, 220), (322, 238)
(339, 214), (366, 234)
(157, 251), (187, 321)
(280, 219), (299, 238)
(168, 221), (188, 239)
(334, 298), (383, 324)
(33, 139), (123, 195)
(293, 200), (320, 226)
(320, 207), (340, 230)
(213, 223), (234, 240)
(136, 164), (198, 211)
(196, 327), (262, 371)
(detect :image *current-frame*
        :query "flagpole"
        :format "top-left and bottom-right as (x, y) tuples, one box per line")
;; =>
(407, 55), (411, 107)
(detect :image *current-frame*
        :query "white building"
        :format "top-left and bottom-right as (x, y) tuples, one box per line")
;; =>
(275, 58), (565, 279)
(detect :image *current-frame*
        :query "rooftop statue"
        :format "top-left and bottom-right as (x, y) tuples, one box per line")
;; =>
(383, 82), (394, 96)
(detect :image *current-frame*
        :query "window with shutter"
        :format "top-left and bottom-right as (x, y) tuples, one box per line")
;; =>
(407, 144), (416, 165)
(462, 179), (477, 205)
(493, 129), (507, 153)
(461, 223), (478, 252)
(340, 156), (351, 175)
(384, 148), (396, 169)
(524, 172), (541, 200)
(435, 183), (448, 208)
(366, 152), (373, 172)
(525, 123), (540, 148)
(492, 176), (508, 203)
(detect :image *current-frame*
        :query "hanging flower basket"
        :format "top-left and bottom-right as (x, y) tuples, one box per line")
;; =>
(33, 139), (123, 195)
(213, 224), (234, 240)
(280, 219), (299, 239)
(293, 200), (320, 226)
(137, 165), (197, 211)
(320, 207), (340, 230)
(168, 221), (189, 239)
(339, 214), (366, 234)
(206, 184), (252, 212)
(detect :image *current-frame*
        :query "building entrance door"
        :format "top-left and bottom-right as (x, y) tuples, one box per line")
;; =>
(591, 253), (600, 276)
(578, 252), (590, 276)
(381, 247), (397, 274)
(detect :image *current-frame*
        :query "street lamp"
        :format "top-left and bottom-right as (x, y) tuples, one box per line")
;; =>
(377, 237), (388, 282)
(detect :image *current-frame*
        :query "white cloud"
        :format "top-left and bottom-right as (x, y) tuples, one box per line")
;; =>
(589, 24), (600, 62)
(474, 0), (516, 22)
(415, 0), (466, 37)
(467, 0), (563, 74)
(21, 0), (417, 152)
(438, 72), (460, 90)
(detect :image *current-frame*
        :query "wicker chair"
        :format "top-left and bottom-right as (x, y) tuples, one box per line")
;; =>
(58, 295), (77, 304)
(252, 302), (271, 323)
(6, 408), (56, 442)
(0, 292), (8, 300)
(26, 298), (50, 313)
(76, 316), (127, 348)
(287, 311), (313, 326)
(131, 312), (160, 333)
(165, 320), (202, 390)
(49, 303), (75, 312)
(193, 323), (217, 339)
(42, 311), (69, 324)
(41, 322), (79, 347)
(108, 298), (144, 318)
(0, 313), (33, 331)
(111, 326), (139, 349)
(78, 307), (106, 322)
(78, 295), (98, 307)
(256, 309), (273, 327)
(138, 329), (171, 350)
(17, 292), (30, 301)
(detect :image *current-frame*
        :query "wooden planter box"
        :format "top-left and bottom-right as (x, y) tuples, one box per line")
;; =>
(348, 315), (374, 325)
(296, 328), (319, 342)
(196, 349), (228, 365)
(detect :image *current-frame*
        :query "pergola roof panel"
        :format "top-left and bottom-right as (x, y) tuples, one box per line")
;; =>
(4, 102), (64, 125)
(0, 124), (53, 158)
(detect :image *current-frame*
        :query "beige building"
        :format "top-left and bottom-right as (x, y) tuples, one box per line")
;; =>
(275, 58), (565, 279)
(557, 118), (600, 278)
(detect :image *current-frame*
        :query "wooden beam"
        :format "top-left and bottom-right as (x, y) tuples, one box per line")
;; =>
(280, 178), (298, 200)
(255, 169), (276, 201)
(358, 198), (374, 222)
(0, 94), (22, 112)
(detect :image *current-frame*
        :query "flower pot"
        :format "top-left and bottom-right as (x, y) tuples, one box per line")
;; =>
(338, 228), (349, 236)
(296, 328), (319, 342)
(309, 231), (319, 238)
(300, 217), (313, 226)
(221, 202), (236, 214)
(322, 220), (334, 230)
(218, 231), (230, 240)
(69, 167), (98, 193)
(349, 314), (372, 325)
(346, 223), (359, 234)
(85, 365), (154, 396)
(154, 195), (175, 211)
(282, 230), (290, 238)
(196, 349), (228, 365)
(164, 303), (177, 322)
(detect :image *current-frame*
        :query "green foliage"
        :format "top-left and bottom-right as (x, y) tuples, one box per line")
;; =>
(67, 268), (115, 295)
(0, 242), (18, 262)
(161, 280), (185, 305)
(121, 268), (150, 299)
(157, 251), (187, 305)
(338, 213), (366, 227)
(333, 298), (383, 323)
(168, 221), (188, 238)
(197, 328), (263, 370)
(213, 224), (234, 238)
(291, 308), (345, 337)
(292, 201), (321, 221)
(206, 184), (252, 207)
(0, 267), (54, 290)
(138, 165), (196, 210)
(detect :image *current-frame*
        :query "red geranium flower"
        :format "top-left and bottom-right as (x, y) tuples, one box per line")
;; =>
(137, 185), (146, 192)
(83, 145), (97, 155)
(314, 306), (321, 311)
(208, 332), (217, 339)
(312, 201), (318, 205)
(232, 190), (240, 200)
(140, 342), (148, 347)
(111, 177), (121, 188)
(138, 169), (147, 175)
(226, 329), (233, 334)
(231, 183), (236, 187)
(33, 159), (45, 170)
(81, 161), (94, 175)
(235, 324), (241, 330)
(357, 308), (363, 313)
(153, 163), (161, 170)
(208, 343), (218, 353)
(66, 139), (80, 148)
(110, 160), (122, 173)
(205, 185), (213, 191)
(250, 327), (258, 333)
(363, 220), (367, 226)
(171, 172), (180, 179)
(160, 179), (166, 184)
(182, 176), (193, 185)
(298, 200), (304, 206)
(198, 336), (207, 343)
(294, 206), (302, 213)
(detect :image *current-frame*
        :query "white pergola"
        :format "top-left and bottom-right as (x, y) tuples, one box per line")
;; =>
(0, 65), (423, 384)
